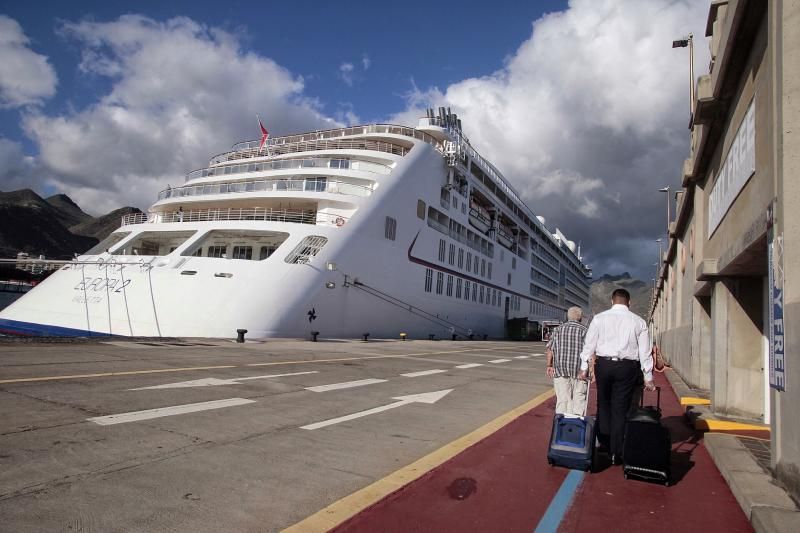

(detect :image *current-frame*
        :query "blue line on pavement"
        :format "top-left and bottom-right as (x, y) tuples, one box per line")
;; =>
(533, 469), (585, 533)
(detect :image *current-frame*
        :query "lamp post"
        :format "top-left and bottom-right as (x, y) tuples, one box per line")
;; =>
(658, 187), (671, 237)
(672, 33), (695, 127)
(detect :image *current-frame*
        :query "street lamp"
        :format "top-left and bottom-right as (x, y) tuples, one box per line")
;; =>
(658, 187), (671, 236)
(672, 33), (695, 127)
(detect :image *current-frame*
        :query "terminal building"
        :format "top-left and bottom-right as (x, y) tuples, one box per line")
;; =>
(649, 0), (799, 503)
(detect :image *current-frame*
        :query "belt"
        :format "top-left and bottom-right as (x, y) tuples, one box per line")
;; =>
(598, 356), (635, 362)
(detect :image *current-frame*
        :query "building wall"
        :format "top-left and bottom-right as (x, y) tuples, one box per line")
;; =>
(651, 0), (800, 503)
(774, 0), (800, 505)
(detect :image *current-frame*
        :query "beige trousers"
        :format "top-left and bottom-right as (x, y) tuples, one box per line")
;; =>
(554, 377), (589, 415)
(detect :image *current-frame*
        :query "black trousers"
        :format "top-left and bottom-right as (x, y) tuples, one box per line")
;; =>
(595, 358), (640, 457)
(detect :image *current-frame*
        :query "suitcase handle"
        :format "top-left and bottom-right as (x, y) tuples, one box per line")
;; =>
(640, 385), (661, 410)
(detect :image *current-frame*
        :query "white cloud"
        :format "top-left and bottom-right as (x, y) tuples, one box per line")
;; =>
(0, 137), (45, 191)
(0, 15), (58, 108)
(389, 0), (709, 278)
(338, 62), (355, 86)
(21, 15), (337, 213)
(362, 54), (371, 70)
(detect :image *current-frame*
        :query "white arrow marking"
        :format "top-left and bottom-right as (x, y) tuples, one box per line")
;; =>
(488, 359), (511, 364)
(401, 369), (447, 377)
(305, 378), (386, 393)
(88, 398), (255, 425)
(531, 353), (546, 357)
(515, 355), (531, 359)
(300, 389), (453, 430)
(455, 363), (483, 369)
(129, 371), (318, 390)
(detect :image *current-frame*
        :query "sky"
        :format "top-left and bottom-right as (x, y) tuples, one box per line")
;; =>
(0, 0), (710, 281)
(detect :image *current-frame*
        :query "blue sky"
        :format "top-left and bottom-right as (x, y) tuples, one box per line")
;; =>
(1, 0), (567, 143)
(0, 1), (710, 280)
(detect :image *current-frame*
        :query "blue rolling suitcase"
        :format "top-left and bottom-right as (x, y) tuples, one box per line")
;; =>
(546, 383), (595, 472)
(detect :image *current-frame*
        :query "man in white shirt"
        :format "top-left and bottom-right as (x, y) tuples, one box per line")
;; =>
(578, 288), (655, 464)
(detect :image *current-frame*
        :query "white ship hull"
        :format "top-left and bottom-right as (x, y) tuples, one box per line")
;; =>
(0, 118), (591, 339)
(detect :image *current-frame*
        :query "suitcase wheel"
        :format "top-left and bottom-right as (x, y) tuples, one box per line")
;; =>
(623, 472), (628, 480)
(547, 459), (554, 467)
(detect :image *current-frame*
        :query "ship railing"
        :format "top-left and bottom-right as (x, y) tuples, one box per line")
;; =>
(121, 208), (346, 227)
(184, 156), (391, 182)
(160, 177), (373, 201)
(210, 137), (411, 166)
(219, 123), (441, 159)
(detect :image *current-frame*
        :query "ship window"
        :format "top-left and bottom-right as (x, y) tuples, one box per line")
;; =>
(438, 239), (446, 262)
(464, 280), (470, 301)
(481, 259), (486, 277)
(492, 290), (496, 306)
(458, 249), (464, 268)
(461, 203), (466, 215)
(446, 275), (453, 297)
(285, 235), (328, 264)
(245, 181), (255, 192)
(488, 263), (493, 279)
(259, 246), (276, 260)
(473, 256), (478, 275)
(232, 246), (253, 260)
(508, 273), (512, 286)
(417, 200), (426, 220)
(305, 177), (327, 192)
(302, 159), (317, 168)
(472, 283), (477, 302)
(330, 159), (350, 169)
(456, 278), (462, 298)
(208, 245), (227, 258)
(479, 285), (485, 304)
(448, 244), (455, 265)
(466, 252), (472, 272)
(512, 257), (517, 269)
(436, 272), (444, 295)
(192, 248), (203, 257)
(385, 217), (397, 241)
(425, 268), (433, 292)
(254, 181), (266, 191)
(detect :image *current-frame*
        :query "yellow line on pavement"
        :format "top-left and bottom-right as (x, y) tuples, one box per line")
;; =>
(282, 388), (556, 533)
(695, 419), (770, 432)
(0, 347), (518, 384)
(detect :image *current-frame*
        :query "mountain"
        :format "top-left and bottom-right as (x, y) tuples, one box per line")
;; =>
(45, 194), (93, 228)
(0, 189), (140, 260)
(590, 272), (651, 319)
(71, 206), (142, 240)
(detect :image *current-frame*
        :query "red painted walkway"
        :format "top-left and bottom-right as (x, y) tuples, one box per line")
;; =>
(334, 372), (752, 532)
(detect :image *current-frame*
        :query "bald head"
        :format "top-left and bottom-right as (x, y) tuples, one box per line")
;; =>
(567, 306), (583, 321)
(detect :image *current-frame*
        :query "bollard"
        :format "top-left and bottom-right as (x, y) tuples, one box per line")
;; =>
(362, 333), (370, 342)
(482, 334), (488, 341)
(468, 334), (474, 341)
(428, 334), (435, 341)
(451, 334), (457, 341)
(311, 331), (319, 342)
(400, 333), (407, 341)
(236, 329), (247, 343)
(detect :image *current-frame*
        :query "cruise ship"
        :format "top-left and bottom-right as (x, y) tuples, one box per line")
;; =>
(0, 110), (592, 339)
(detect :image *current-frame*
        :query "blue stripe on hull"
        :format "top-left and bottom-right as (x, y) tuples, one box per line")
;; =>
(0, 318), (111, 337)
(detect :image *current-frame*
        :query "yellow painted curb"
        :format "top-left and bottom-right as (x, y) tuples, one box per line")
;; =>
(680, 396), (711, 406)
(282, 388), (556, 533)
(695, 419), (770, 432)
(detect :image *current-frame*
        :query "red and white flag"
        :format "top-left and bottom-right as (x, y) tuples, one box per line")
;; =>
(257, 116), (269, 152)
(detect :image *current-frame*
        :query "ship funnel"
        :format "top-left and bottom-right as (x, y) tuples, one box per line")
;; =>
(536, 215), (546, 225)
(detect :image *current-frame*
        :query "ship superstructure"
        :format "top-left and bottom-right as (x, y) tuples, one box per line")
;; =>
(0, 110), (592, 338)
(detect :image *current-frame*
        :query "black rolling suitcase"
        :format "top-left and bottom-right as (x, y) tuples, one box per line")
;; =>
(622, 386), (671, 485)
(547, 382), (596, 472)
